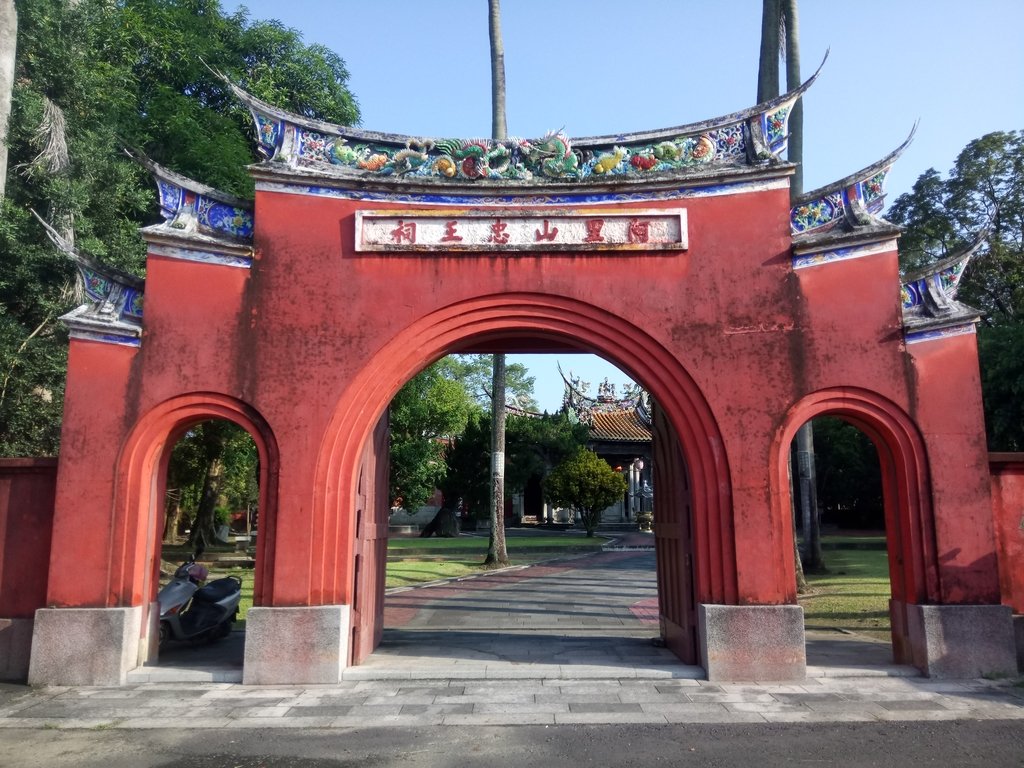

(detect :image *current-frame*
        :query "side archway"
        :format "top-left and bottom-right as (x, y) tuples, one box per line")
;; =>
(771, 387), (939, 663)
(112, 393), (280, 624)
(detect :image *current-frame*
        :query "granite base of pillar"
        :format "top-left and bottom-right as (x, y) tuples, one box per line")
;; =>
(28, 606), (142, 686)
(698, 604), (806, 682)
(0, 618), (34, 682)
(243, 605), (350, 685)
(907, 603), (1017, 678)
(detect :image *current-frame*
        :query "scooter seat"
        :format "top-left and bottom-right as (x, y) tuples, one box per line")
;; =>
(194, 576), (239, 603)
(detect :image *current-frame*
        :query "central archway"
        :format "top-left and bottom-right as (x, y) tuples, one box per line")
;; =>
(314, 292), (738, 666)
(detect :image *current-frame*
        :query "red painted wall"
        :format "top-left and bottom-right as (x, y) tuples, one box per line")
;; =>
(908, 335), (1001, 603)
(48, 173), (1007, 621)
(0, 459), (56, 617)
(991, 454), (1024, 613)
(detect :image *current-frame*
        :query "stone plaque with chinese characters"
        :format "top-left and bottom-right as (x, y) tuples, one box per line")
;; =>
(354, 209), (687, 253)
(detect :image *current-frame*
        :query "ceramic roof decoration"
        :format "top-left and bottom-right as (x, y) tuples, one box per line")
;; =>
(789, 126), (916, 239)
(222, 57), (825, 189)
(901, 235), (985, 342)
(126, 150), (255, 245)
(35, 212), (145, 347)
(128, 150), (256, 270)
(559, 366), (652, 443)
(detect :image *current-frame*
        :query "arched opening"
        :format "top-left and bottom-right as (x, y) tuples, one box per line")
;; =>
(774, 389), (938, 670)
(114, 394), (279, 678)
(315, 293), (738, 671)
(380, 352), (672, 673)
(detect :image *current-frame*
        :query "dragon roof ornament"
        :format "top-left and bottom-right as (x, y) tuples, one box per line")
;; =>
(222, 55), (825, 187)
(34, 211), (145, 347)
(558, 364), (650, 427)
(125, 149), (254, 245)
(790, 125), (916, 239)
(901, 234), (985, 337)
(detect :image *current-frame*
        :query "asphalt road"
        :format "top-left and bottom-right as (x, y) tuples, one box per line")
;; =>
(1, 721), (1023, 767)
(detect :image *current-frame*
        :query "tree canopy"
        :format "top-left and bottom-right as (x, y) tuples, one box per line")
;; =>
(887, 130), (1024, 449)
(440, 410), (588, 521)
(0, 0), (359, 456)
(389, 362), (475, 514)
(887, 131), (1024, 325)
(544, 448), (626, 537)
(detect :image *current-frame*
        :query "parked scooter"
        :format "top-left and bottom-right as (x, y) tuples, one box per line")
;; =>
(157, 543), (241, 647)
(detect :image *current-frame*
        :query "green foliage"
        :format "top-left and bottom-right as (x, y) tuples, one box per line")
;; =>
(506, 411), (589, 492)
(888, 131), (1024, 325)
(440, 410), (587, 520)
(811, 417), (883, 529)
(439, 410), (491, 518)
(165, 419), (258, 539)
(544, 448), (627, 537)
(978, 325), (1024, 451)
(1, 0), (359, 457)
(395, 355), (541, 516)
(435, 354), (536, 409)
(888, 131), (1024, 448)
(389, 362), (474, 514)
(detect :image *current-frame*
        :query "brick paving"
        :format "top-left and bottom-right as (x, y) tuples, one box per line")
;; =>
(3, 537), (1022, 728)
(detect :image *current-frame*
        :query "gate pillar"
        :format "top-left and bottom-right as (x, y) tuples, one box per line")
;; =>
(698, 605), (806, 681)
(243, 606), (350, 685)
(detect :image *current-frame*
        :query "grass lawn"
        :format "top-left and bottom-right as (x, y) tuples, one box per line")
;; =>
(799, 546), (892, 640)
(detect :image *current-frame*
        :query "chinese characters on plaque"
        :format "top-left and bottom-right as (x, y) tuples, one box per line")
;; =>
(354, 210), (687, 253)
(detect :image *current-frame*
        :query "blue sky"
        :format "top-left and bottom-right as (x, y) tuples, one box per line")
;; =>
(224, 0), (1024, 410)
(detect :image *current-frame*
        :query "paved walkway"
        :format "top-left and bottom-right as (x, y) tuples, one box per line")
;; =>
(2, 541), (1022, 728)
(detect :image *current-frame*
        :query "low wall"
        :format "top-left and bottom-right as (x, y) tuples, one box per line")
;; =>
(990, 453), (1024, 615)
(0, 458), (58, 681)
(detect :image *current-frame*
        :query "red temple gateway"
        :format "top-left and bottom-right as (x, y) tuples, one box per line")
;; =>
(6, 67), (1022, 685)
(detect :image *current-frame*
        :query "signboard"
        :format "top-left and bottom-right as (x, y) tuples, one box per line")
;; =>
(354, 209), (687, 253)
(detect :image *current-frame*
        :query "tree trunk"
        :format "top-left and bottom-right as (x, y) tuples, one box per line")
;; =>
(0, 0), (15, 198)
(756, 0), (780, 102)
(487, 0), (507, 142)
(783, 0), (803, 198)
(485, 0), (510, 566)
(486, 353), (510, 565)
(761, 0), (817, 583)
(797, 421), (825, 572)
(163, 496), (184, 544)
(788, 450), (808, 592)
(190, 456), (225, 548)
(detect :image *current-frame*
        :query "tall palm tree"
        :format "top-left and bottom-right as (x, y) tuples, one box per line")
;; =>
(0, 0), (17, 198)
(759, 0), (821, 583)
(485, 0), (510, 566)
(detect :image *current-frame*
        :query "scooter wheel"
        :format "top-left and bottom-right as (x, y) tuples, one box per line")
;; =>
(158, 622), (169, 649)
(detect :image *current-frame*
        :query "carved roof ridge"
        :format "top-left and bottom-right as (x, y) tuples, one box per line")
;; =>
(902, 231), (987, 282)
(573, 53), (827, 148)
(221, 53), (826, 184)
(34, 211), (146, 345)
(900, 230), (986, 332)
(223, 55), (825, 154)
(794, 124), (916, 207)
(124, 148), (252, 209)
(125, 147), (255, 245)
(32, 210), (144, 289)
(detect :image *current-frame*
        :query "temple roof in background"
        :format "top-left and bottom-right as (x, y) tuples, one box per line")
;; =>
(560, 366), (652, 445)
